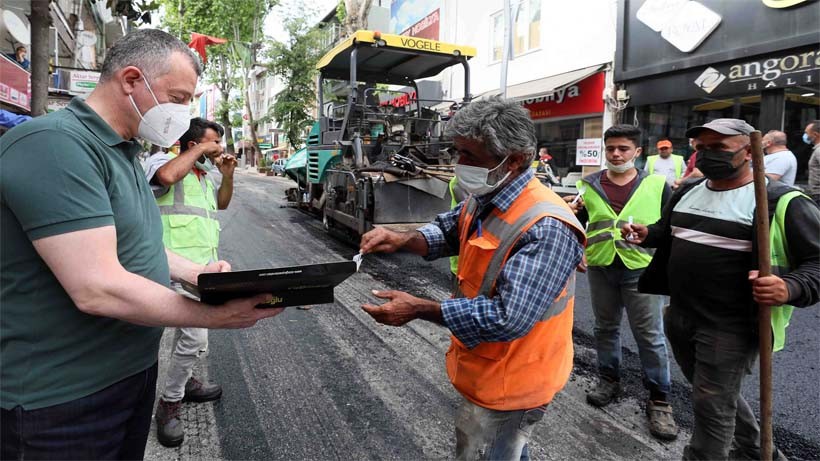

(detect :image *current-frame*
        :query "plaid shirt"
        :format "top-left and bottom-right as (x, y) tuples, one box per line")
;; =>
(418, 169), (584, 349)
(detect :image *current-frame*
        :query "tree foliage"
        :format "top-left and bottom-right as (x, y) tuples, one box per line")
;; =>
(154, 0), (275, 154)
(267, 17), (323, 149)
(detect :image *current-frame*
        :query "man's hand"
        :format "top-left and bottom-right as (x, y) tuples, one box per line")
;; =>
(576, 254), (588, 273)
(621, 223), (648, 244)
(362, 290), (434, 326)
(749, 271), (790, 307)
(208, 293), (285, 329)
(562, 194), (584, 214)
(203, 260), (232, 273)
(217, 154), (237, 177)
(360, 227), (411, 254)
(198, 141), (224, 159)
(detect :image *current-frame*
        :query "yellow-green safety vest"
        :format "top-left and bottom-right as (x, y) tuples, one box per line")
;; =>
(646, 154), (684, 179)
(769, 190), (804, 352)
(448, 177), (467, 275)
(578, 174), (666, 270)
(155, 154), (220, 265)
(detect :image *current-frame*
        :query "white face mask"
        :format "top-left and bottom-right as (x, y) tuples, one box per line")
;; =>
(128, 71), (191, 148)
(605, 159), (635, 173)
(454, 156), (511, 196)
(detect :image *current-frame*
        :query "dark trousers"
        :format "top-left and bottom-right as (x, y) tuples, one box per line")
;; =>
(664, 307), (763, 461)
(1, 363), (158, 461)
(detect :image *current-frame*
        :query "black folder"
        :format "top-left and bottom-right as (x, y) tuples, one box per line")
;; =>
(180, 261), (357, 308)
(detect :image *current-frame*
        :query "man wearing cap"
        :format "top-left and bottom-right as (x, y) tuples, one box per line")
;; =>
(622, 118), (820, 460)
(645, 139), (684, 186)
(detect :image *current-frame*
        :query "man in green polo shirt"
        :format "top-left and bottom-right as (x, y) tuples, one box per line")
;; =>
(0, 29), (282, 459)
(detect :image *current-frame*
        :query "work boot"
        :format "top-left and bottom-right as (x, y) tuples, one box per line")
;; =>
(646, 400), (678, 441)
(155, 399), (184, 447)
(183, 376), (222, 403)
(586, 376), (621, 407)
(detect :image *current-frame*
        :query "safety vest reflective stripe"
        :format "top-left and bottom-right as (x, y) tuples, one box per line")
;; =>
(157, 180), (211, 218)
(587, 232), (614, 246)
(614, 240), (655, 255)
(478, 202), (583, 297)
(540, 273), (575, 321)
(671, 226), (753, 252)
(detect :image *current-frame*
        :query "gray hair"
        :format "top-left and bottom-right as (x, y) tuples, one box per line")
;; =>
(765, 130), (787, 146)
(100, 29), (202, 82)
(445, 97), (537, 168)
(810, 120), (820, 134)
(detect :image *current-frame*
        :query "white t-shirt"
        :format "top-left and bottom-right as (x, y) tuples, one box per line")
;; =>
(645, 156), (678, 185)
(763, 149), (797, 186)
(143, 153), (221, 197)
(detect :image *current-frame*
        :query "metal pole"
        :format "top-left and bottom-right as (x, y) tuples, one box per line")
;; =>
(751, 130), (773, 461)
(499, 0), (511, 98)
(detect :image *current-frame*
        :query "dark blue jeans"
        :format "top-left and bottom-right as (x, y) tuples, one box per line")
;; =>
(1, 363), (158, 460)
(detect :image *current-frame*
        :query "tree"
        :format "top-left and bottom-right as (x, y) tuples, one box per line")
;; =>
(29, 0), (52, 116)
(267, 17), (322, 149)
(341, 0), (372, 35)
(157, 0), (276, 157)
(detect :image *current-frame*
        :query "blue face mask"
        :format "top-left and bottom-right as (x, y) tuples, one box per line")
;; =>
(804, 133), (813, 145)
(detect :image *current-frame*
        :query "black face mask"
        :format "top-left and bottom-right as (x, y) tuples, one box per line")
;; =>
(695, 146), (748, 180)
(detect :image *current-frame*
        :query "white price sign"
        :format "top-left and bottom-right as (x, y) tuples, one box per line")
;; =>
(576, 138), (602, 166)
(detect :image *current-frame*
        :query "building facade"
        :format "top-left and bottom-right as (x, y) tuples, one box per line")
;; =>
(615, 0), (820, 182)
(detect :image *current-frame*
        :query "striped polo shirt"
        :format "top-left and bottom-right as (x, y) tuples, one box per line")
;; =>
(667, 180), (759, 329)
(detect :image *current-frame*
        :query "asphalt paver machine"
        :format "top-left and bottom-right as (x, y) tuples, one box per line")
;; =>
(286, 30), (475, 237)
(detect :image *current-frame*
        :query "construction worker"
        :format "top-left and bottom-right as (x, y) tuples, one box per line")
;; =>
(144, 117), (237, 447)
(565, 124), (677, 441)
(623, 118), (820, 460)
(359, 98), (586, 460)
(645, 139), (684, 185)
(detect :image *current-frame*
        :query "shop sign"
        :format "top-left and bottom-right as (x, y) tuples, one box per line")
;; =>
(694, 47), (819, 95)
(522, 72), (605, 120)
(576, 138), (602, 166)
(625, 45), (820, 106)
(400, 9), (440, 41)
(0, 54), (30, 112)
(392, 0), (440, 41)
(616, 0), (818, 83)
(637, 0), (721, 53)
(68, 71), (100, 95)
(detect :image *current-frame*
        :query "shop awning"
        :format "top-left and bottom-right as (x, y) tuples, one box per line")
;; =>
(477, 63), (607, 102)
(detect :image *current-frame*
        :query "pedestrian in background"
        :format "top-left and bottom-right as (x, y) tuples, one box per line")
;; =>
(804, 120), (820, 204)
(761, 130), (797, 186)
(565, 124), (677, 441)
(359, 98), (586, 460)
(623, 118), (820, 460)
(5, 45), (29, 70)
(0, 29), (281, 459)
(673, 138), (702, 190)
(144, 117), (237, 447)
(645, 138), (685, 185)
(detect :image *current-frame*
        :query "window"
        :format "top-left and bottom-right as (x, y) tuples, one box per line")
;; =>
(490, 0), (542, 62)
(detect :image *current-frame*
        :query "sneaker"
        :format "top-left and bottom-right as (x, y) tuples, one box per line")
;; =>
(155, 399), (184, 447)
(646, 400), (678, 441)
(586, 377), (621, 407)
(183, 376), (222, 403)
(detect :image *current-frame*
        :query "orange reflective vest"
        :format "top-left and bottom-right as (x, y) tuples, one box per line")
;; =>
(447, 178), (586, 411)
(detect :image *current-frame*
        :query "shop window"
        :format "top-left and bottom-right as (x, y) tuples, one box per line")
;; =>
(490, 0), (541, 62)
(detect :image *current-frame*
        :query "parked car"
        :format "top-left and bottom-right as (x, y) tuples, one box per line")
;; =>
(272, 158), (287, 176)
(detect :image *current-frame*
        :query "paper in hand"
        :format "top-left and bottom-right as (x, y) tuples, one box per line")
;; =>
(352, 251), (364, 272)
